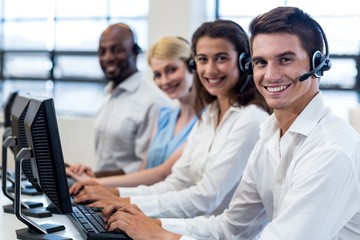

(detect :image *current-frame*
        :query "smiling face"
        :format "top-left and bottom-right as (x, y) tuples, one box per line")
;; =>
(195, 36), (240, 101)
(98, 25), (137, 86)
(151, 58), (193, 100)
(251, 33), (319, 114)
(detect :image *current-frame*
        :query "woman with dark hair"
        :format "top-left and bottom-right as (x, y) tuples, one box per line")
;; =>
(190, 20), (270, 120)
(70, 19), (271, 224)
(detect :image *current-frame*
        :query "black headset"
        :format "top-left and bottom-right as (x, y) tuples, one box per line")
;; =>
(128, 26), (141, 55)
(173, 36), (194, 73)
(133, 43), (141, 55)
(188, 58), (196, 72)
(244, 22), (331, 82)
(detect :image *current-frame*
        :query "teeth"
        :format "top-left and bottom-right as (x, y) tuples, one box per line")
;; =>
(106, 65), (117, 71)
(208, 79), (221, 84)
(267, 85), (287, 93)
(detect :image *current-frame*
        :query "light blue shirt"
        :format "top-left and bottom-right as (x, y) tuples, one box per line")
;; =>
(145, 106), (198, 169)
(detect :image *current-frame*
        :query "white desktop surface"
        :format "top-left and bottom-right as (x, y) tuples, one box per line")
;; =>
(0, 191), (84, 239)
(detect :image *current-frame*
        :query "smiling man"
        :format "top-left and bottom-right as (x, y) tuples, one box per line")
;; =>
(67, 23), (171, 178)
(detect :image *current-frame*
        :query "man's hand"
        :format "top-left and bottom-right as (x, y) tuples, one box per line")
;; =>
(67, 163), (94, 177)
(101, 200), (132, 221)
(106, 204), (182, 240)
(89, 198), (130, 209)
(69, 178), (100, 196)
(66, 168), (95, 182)
(71, 182), (122, 204)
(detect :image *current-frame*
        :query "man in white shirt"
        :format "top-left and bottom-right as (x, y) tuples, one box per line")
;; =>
(101, 7), (360, 240)
(68, 23), (171, 177)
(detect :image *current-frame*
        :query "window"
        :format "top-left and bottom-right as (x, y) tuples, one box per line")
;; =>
(0, 0), (149, 116)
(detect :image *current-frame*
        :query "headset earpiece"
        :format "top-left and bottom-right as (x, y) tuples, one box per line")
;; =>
(188, 58), (196, 72)
(239, 52), (250, 72)
(311, 50), (331, 78)
(298, 21), (331, 82)
(133, 43), (142, 55)
(244, 61), (253, 76)
(238, 52), (252, 92)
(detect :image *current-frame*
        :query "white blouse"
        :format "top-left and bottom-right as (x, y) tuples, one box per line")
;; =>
(119, 102), (269, 218)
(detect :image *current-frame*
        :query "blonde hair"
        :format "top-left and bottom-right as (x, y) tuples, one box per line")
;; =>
(147, 36), (191, 65)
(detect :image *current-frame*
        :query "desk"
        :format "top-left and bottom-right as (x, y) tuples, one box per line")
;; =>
(0, 192), (84, 239)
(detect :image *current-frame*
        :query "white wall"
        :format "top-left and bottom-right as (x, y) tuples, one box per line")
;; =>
(57, 116), (97, 169)
(148, 0), (208, 45)
(144, 0), (210, 81)
(0, 115), (97, 171)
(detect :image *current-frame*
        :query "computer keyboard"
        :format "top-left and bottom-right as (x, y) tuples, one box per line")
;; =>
(69, 205), (132, 240)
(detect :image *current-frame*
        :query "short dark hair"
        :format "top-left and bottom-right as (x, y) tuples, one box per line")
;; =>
(249, 7), (324, 62)
(191, 19), (271, 119)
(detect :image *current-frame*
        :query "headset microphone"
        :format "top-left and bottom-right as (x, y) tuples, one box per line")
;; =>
(298, 50), (332, 82)
(298, 64), (317, 82)
(298, 72), (311, 82)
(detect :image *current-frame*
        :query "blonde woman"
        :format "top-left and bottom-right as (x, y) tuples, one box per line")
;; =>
(68, 36), (197, 187)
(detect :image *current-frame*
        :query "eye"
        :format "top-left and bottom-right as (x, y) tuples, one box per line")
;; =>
(215, 55), (228, 62)
(112, 45), (125, 54)
(98, 48), (105, 56)
(196, 56), (207, 64)
(253, 59), (266, 68)
(153, 72), (161, 80)
(166, 67), (177, 74)
(279, 57), (291, 64)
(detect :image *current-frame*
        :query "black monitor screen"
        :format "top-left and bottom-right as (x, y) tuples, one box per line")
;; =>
(23, 96), (72, 214)
(11, 93), (31, 157)
(10, 93), (38, 188)
(3, 91), (19, 129)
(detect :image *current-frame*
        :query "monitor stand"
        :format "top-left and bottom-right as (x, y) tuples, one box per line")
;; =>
(6, 172), (43, 196)
(16, 227), (72, 240)
(14, 148), (72, 240)
(3, 203), (52, 218)
(2, 138), (52, 218)
(7, 184), (43, 196)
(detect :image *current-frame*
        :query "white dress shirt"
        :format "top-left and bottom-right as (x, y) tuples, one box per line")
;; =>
(95, 71), (171, 173)
(166, 92), (360, 240)
(119, 102), (269, 218)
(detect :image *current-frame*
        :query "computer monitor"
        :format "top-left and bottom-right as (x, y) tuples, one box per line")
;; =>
(1, 93), (25, 206)
(14, 96), (72, 238)
(10, 93), (41, 191)
(2, 91), (19, 138)
(1, 91), (20, 179)
(2, 93), (49, 216)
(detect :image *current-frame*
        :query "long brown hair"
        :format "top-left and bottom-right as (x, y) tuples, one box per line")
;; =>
(191, 19), (271, 119)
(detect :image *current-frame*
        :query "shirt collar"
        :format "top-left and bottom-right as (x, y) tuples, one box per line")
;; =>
(207, 101), (242, 117)
(289, 92), (326, 136)
(261, 92), (327, 138)
(105, 71), (144, 95)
